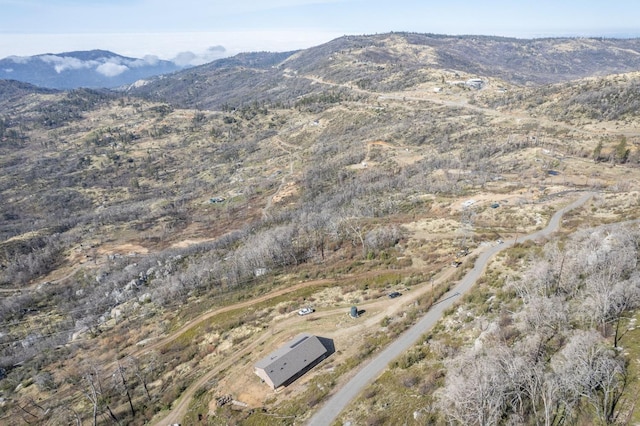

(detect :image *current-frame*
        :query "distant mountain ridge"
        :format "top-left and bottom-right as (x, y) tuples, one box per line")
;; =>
(0, 49), (183, 89)
(128, 33), (640, 109)
(5, 33), (640, 97)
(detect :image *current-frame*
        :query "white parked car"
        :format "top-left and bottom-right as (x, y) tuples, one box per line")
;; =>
(298, 307), (315, 316)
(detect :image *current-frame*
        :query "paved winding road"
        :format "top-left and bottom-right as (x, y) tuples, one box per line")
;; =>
(307, 192), (594, 426)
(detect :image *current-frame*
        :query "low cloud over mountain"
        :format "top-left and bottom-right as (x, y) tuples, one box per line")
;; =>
(0, 50), (185, 89)
(31, 53), (165, 76)
(172, 45), (227, 67)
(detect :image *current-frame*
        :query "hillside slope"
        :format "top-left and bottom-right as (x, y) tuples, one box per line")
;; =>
(1, 33), (640, 425)
(130, 33), (640, 109)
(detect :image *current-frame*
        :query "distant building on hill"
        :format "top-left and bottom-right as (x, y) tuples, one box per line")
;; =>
(254, 333), (332, 389)
(466, 78), (484, 89)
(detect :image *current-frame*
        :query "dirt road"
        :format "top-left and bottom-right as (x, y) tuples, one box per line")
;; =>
(307, 192), (593, 426)
(299, 74), (640, 140)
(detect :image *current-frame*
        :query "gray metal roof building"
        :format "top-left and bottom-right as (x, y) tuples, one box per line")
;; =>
(254, 333), (329, 389)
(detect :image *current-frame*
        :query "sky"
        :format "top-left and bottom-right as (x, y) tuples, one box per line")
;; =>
(1, 0), (639, 63)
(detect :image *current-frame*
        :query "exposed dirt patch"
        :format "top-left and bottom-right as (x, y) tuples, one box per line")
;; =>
(271, 181), (299, 204)
(96, 242), (149, 256)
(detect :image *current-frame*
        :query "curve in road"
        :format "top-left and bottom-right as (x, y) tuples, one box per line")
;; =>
(307, 192), (594, 426)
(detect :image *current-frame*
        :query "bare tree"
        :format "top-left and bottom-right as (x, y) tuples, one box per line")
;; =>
(520, 294), (568, 343)
(436, 348), (508, 425)
(82, 369), (100, 426)
(81, 363), (119, 425)
(340, 218), (367, 256)
(126, 355), (153, 402)
(508, 260), (569, 342)
(113, 361), (135, 417)
(577, 254), (640, 342)
(298, 210), (332, 261)
(539, 372), (565, 426)
(48, 404), (82, 426)
(365, 225), (402, 254)
(552, 330), (627, 424)
(14, 397), (47, 425)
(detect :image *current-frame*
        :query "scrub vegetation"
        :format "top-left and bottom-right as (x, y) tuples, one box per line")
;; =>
(1, 32), (640, 425)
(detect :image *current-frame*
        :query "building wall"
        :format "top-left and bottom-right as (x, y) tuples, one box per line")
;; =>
(254, 367), (276, 389)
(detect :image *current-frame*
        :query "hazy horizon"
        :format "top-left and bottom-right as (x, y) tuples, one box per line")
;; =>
(1, 0), (639, 61)
(3, 29), (640, 65)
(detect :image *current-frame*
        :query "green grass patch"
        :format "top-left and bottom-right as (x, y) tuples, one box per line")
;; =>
(181, 385), (213, 425)
(160, 281), (335, 354)
(618, 314), (640, 424)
